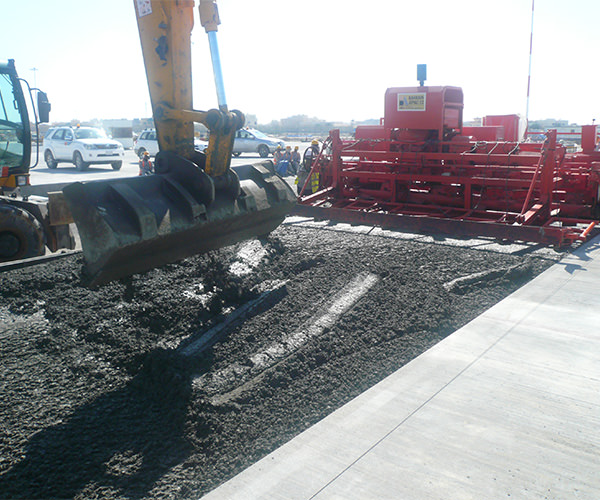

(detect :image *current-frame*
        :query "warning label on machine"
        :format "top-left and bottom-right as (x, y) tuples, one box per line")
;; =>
(136, 0), (152, 17)
(397, 93), (426, 111)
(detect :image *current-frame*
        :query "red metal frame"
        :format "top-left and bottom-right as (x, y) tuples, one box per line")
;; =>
(295, 86), (600, 247)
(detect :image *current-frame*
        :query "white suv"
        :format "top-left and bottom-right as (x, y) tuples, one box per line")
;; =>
(134, 129), (159, 157)
(43, 126), (125, 171)
(134, 129), (208, 157)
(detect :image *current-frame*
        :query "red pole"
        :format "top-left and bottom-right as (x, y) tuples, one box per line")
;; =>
(539, 130), (556, 208)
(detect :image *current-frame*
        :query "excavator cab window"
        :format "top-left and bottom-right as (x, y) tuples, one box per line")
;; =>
(0, 70), (27, 169)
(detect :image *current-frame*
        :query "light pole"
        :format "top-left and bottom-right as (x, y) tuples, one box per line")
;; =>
(525, 0), (535, 137)
(30, 67), (38, 89)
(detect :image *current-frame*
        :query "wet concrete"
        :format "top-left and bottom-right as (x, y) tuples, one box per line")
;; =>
(0, 223), (559, 499)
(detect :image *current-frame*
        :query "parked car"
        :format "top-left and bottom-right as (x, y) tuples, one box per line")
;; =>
(232, 128), (285, 157)
(134, 129), (158, 157)
(43, 126), (125, 171)
(134, 129), (208, 157)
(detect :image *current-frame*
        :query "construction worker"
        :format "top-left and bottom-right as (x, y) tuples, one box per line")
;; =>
(297, 139), (320, 195)
(273, 145), (283, 166)
(138, 151), (154, 176)
(278, 145), (292, 176)
(282, 145), (292, 162)
(290, 145), (301, 175)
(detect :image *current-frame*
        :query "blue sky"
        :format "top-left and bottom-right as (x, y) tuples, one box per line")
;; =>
(4, 0), (599, 125)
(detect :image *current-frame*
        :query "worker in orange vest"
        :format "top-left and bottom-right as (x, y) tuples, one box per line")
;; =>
(138, 151), (154, 176)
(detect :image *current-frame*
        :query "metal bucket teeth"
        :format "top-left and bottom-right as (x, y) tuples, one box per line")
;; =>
(62, 159), (296, 287)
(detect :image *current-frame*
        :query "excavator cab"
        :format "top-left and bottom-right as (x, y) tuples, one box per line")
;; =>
(0, 60), (31, 182)
(62, 0), (296, 286)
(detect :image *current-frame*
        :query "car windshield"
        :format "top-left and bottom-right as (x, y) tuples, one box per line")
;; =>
(250, 129), (270, 139)
(75, 128), (107, 140)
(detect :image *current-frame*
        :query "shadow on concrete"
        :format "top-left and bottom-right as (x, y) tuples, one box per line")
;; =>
(0, 349), (209, 499)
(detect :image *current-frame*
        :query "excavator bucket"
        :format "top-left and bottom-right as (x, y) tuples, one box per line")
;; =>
(62, 155), (296, 287)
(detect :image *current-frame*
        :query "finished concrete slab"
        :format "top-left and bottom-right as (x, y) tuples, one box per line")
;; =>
(202, 238), (600, 500)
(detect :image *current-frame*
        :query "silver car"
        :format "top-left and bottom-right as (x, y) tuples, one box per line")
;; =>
(232, 128), (285, 158)
(134, 129), (207, 157)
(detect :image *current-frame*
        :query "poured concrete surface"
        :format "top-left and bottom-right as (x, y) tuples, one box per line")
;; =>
(4, 225), (551, 498)
(203, 237), (600, 499)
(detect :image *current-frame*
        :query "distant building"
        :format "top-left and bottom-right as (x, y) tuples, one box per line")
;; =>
(529, 118), (570, 129)
(132, 117), (154, 133)
(102, 119), (134, 149)
(527, 118), (584, 144)
(464, 117), (482, 127)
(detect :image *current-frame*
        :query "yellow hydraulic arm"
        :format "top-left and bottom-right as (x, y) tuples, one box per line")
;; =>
(133, 0), (242, 178)
(62, 0), (296, 287)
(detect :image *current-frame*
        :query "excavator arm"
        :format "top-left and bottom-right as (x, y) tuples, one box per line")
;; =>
(135, 0), (240, 177)
(61, 0), (296, 287)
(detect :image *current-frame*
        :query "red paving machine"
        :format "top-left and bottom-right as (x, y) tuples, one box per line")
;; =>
(295, 81), (600, 247)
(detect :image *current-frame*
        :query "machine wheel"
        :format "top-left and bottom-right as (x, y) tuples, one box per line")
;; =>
(74, 151), (89, 171)
(232, 152), (241, 157)
(258, 145), (269, 158)
(0, 205), (45, 261)
(44, 149), (58, 169)
(111, 161), (123, 171)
